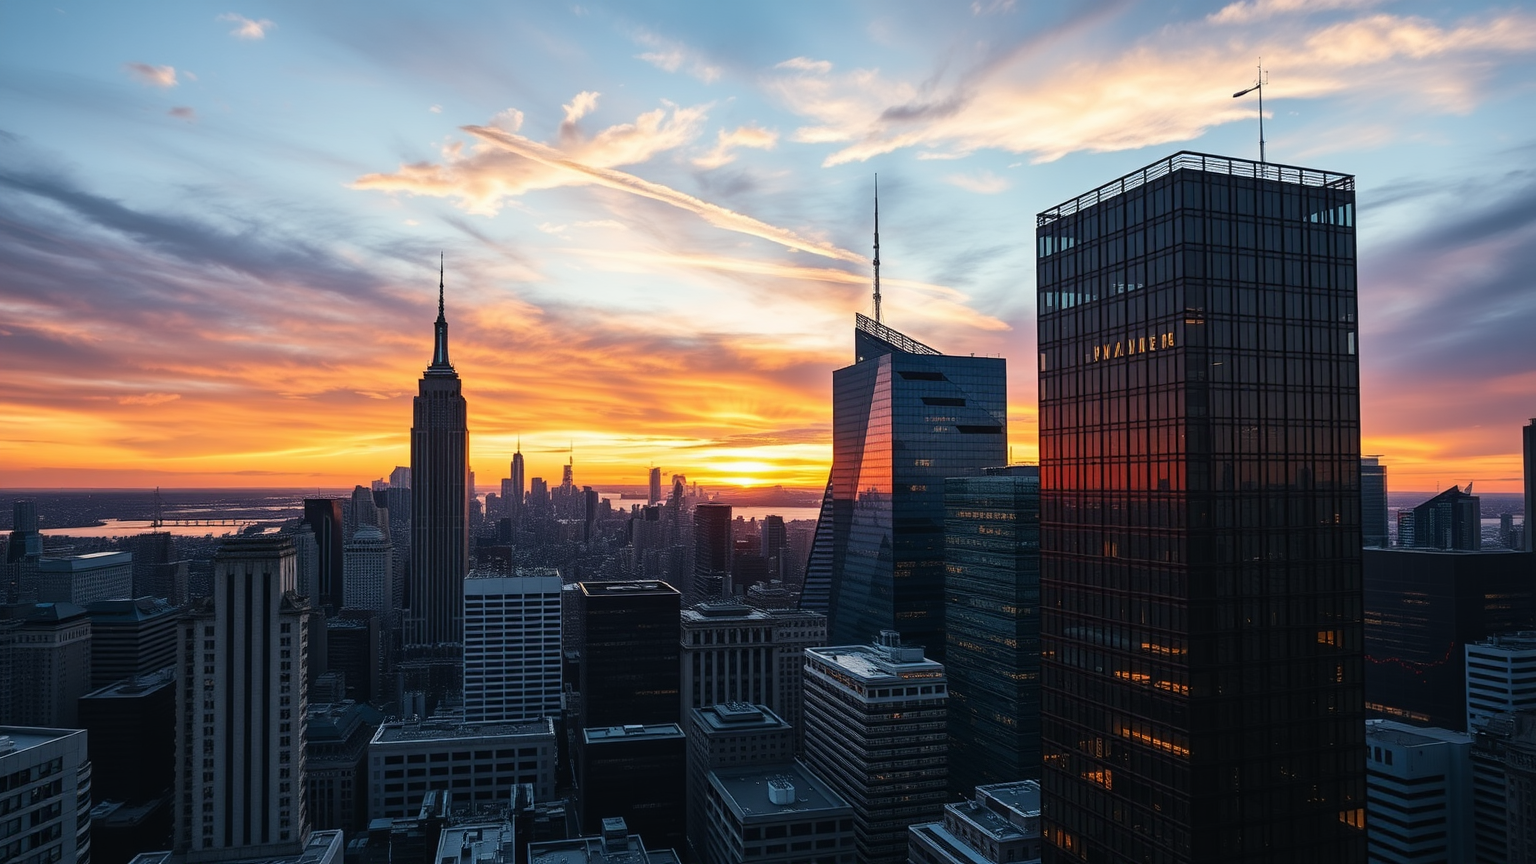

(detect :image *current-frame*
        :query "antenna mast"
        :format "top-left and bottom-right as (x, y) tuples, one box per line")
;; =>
(1232, 62), (1269, 164)
(872, 174), (882, 324)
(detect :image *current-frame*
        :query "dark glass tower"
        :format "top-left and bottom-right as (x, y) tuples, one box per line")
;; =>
(1036, 152), (1366, 862)
(801, 313), (1006, 659)
(1360, 457), (1387, 547)
(302, 498), (344, 611)
(578, 579), (681, 730)
(408, 262), (469, 647)
(943, 465), (1041, 793)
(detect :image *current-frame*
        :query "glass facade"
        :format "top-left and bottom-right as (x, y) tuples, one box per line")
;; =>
(944, 467), (1042, 794)
(1359, 457), (1387, 548)
(1036, 153), (1367, 863)
(803, 313), (1006, 660)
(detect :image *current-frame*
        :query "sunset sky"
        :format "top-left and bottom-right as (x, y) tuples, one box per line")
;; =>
(3, 1), (1534, 492)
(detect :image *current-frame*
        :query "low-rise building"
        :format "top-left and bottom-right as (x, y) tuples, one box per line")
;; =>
(527, 816), (682, 864)
(703, 761), (853, 864)
(908, 781), (1041, 864)
(368, 718), (557, 819)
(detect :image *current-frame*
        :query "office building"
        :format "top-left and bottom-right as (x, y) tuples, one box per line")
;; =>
(409, 263), (470, 648)
(367, 717), (557, 818)
(124, 531), (181, 601)
(649, 467), (663, 506)
(1466, 632), (1536, 731)
(0, 600), (91, 726)
(578, 580), (681, 729)
(694, 504), (734, 600)
(174, 536), (310, 860)
(5, 500), (42, 564)
(80, 669), (176, 861)
(436, 821), (517, 864)
(84, 595), (180, 688)
(803, 633), (948, 864)
(686, 703), (796, 860)
(908, 781), (1043, 864)
(943, 466), (1041, 792)
(702, 760), (854, 864)
(302, 499), (346, 611)
(463, 570), (563, 723)
(1470, 710), (1536, 864)
(761, 515), (787, 580)
(343, 523), (392, 617)
(800, 313), (1007, 659)
(1037, 152), (1367, 861)
(680, 602), (827, 749)
(1406, 485), (1482, 551)
(579, 723), (686, 853)
(1363, 719), (1473, 864)
(31, 550), (132, 606)
(1361, 457), (1389, 547)
(325, 611), (382, 705)
(0, 727), (92, 864)
(1364, 548), (1536, 730)
(306, 700), (381, 835)
(528, 817), (681, 864)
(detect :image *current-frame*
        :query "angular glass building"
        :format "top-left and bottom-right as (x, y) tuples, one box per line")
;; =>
(1036, 152), (1367, 862)
(800, 313), (1006, 659)
(943, 466), (1041, 794)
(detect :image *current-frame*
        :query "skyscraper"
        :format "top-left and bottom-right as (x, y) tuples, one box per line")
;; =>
(693, 503), (733, 600)
(508, 445), (526, 527)
(1525, 419), (1535, 553)
(578, 580), (681, 730)
(800, 313), (1006, 658)
(649, 466), (662, 506)
(1036, 152), (1367, 861)
(1406, 484), (1481, 551)
(175, 536), (309, 859)
(302, 498), (345, 611)
(463, 570), (562, 724)
(343, 523), (392, 617)
(408, 260), (470, 648)
(1361, 456), (1388, 547)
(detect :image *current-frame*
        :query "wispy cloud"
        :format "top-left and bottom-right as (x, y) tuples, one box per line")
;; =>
(124, 62), (177, 88)
(693, 125), (778, 170)
(218, 12), (273, 40)
(634, 31), (721, 82)
(775, 57), (833, 74)
(118, 392), (181, 406)
(1209, 0), (1387, 25)
(944, 170), (1010, 194)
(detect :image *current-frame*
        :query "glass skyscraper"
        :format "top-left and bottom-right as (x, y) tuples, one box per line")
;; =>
(1036, 152), (1366, 862)
(800, 313), (1006, 659)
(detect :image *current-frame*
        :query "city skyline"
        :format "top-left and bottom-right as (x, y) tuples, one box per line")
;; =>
(3, 2), (1535, 492)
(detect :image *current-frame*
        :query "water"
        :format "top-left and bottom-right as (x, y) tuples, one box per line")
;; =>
(40, 519), (279, 539)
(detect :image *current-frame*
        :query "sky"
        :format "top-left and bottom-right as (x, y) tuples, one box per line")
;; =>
(2, 0), (1534, 493)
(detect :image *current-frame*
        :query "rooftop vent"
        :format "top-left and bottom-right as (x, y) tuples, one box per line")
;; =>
(768, 778), (795, 806)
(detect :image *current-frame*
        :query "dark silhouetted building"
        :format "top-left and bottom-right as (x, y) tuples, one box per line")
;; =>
(1406, 485), (1481, 551)
(1365, 548), (1536, 730)
(944, 466), (1041, 793)
(908, 781), (1043, 864)
(1471, 710), (1536, 863)
(649, 467), (663, 506)
(80, 668), (176, 861)
(578, 580), (681, 730)
(0, 600), (91, 726)
(367, 718), (557, 819)
(303, 498), (346, 611)
(693, 504), (733, 601)
(306, 700), (382, 835)
(800, 314), (1007, 660)
(1037, 152), (1367, 862)
(327, 610), (383, 705)
(1526, 419), (1535, 554)
(84, 596), (180, 689)
(578, 723), (686, 854)
(1361, 456), (1388, 547)
(409, 264), (470, 649)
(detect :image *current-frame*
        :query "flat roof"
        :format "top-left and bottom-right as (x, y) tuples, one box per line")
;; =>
(372, 717), (555, 746)
(38, 551), (131, 571)
(583, 724), (685, 744)
(81, 668), (176, 700)
(708, 761), (850, 822)
(807, 644), (944, 683)
(1365, 719), (1473, 748)
(692, 703), (790, 735)
(578, 581), (679, 598)
(0, 727), (84, 759)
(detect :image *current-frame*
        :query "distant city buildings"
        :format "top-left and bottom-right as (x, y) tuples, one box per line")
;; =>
(1401, 484), (1482, 551)
(1361, 456), (1389, 547)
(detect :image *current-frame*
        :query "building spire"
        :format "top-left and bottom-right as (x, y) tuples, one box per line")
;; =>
(429, 253), (453, 371)
(872, 174), (882, 324)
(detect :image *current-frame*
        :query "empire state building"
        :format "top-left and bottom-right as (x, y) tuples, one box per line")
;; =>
(408, 260), (469, 647)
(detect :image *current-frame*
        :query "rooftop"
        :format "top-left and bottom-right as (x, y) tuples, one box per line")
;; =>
(81, 667), (176, 700)
(807, 637), (944, 683)
(1037, 150), (1354, 226)
(37, 550), (131, 571)
(946, 781), (1041, 843)
(1365, 719), (1473, 748)
(693, 703), (790, 735)
(856, 312), (939, 356)
(84, 596), (181, 621)
(0, 727), (85, 760)
(578, 580), (679, 598)
(437, 821), (516, 863)
(127, 830), (343, 864)
(529, 822), (680, 864)
(372, 717), (555, 746)
(1473, 632), (1536, 652)
(583, 723), (685, 744)
(708, 761), (850, 822)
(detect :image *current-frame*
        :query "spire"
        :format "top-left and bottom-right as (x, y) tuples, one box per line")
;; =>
(872, 174), (882, 324)
(428, 253), (454, 372)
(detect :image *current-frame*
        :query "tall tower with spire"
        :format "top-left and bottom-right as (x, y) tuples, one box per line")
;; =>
(408, 256), (470, 648)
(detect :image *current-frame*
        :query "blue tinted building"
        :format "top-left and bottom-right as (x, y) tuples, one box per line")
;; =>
(801, 313), (1006, 659)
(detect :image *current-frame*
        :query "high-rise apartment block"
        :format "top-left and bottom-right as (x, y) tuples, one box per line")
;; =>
(943, 466), (1041, 792)
(1364, 720), (1474, 864)
(463, 570), (563, 724)
(680, 602), (826, 749)
(0, 727), (92, 864)
(174, 536), (309, 860)
(1037, 152), (1367, 861)
(801, 314), (1006, 659)
(578, 581), (681, 730)
(1361, 456), (1388, 547)
(803, 633), (948, 864)
(1364, 548), (1536, 730)
(409, 266), (470, 648)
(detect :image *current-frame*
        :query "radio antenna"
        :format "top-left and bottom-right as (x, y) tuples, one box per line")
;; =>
(1232, 61), (1269, 164)
(872, 174), (882, 324)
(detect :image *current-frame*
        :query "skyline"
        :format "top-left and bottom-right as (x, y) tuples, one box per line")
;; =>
(3, 1), (1535, 492)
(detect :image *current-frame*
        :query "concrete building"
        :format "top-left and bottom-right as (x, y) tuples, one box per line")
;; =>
(127, 829), (344, 864)
(803, 633), (948, 864)
(367, 717), (557, 818)
(680, 603), (827, 750)
(1471, 711), (1536, 864)
(527, 817), (682, 864)
(31, 550), (132, 605)
(174, 536), (310, 861)
(306, 701), (381, 836)
(579, 723), (686, 854)
(436, 821), (516, 863)
(1364, 719), (1474, 864)
(0, 727), (92, 864)
(1466, 632), (1536, 731)
(908, 781), (1042, 864)
(464, 569), (562, 724)
(84, 595), (180, 688)
(686, 703), (797, 861)
(0, 600), (92, 727)
(342, 523), (392, 617)
(702, 761), (854, 864)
